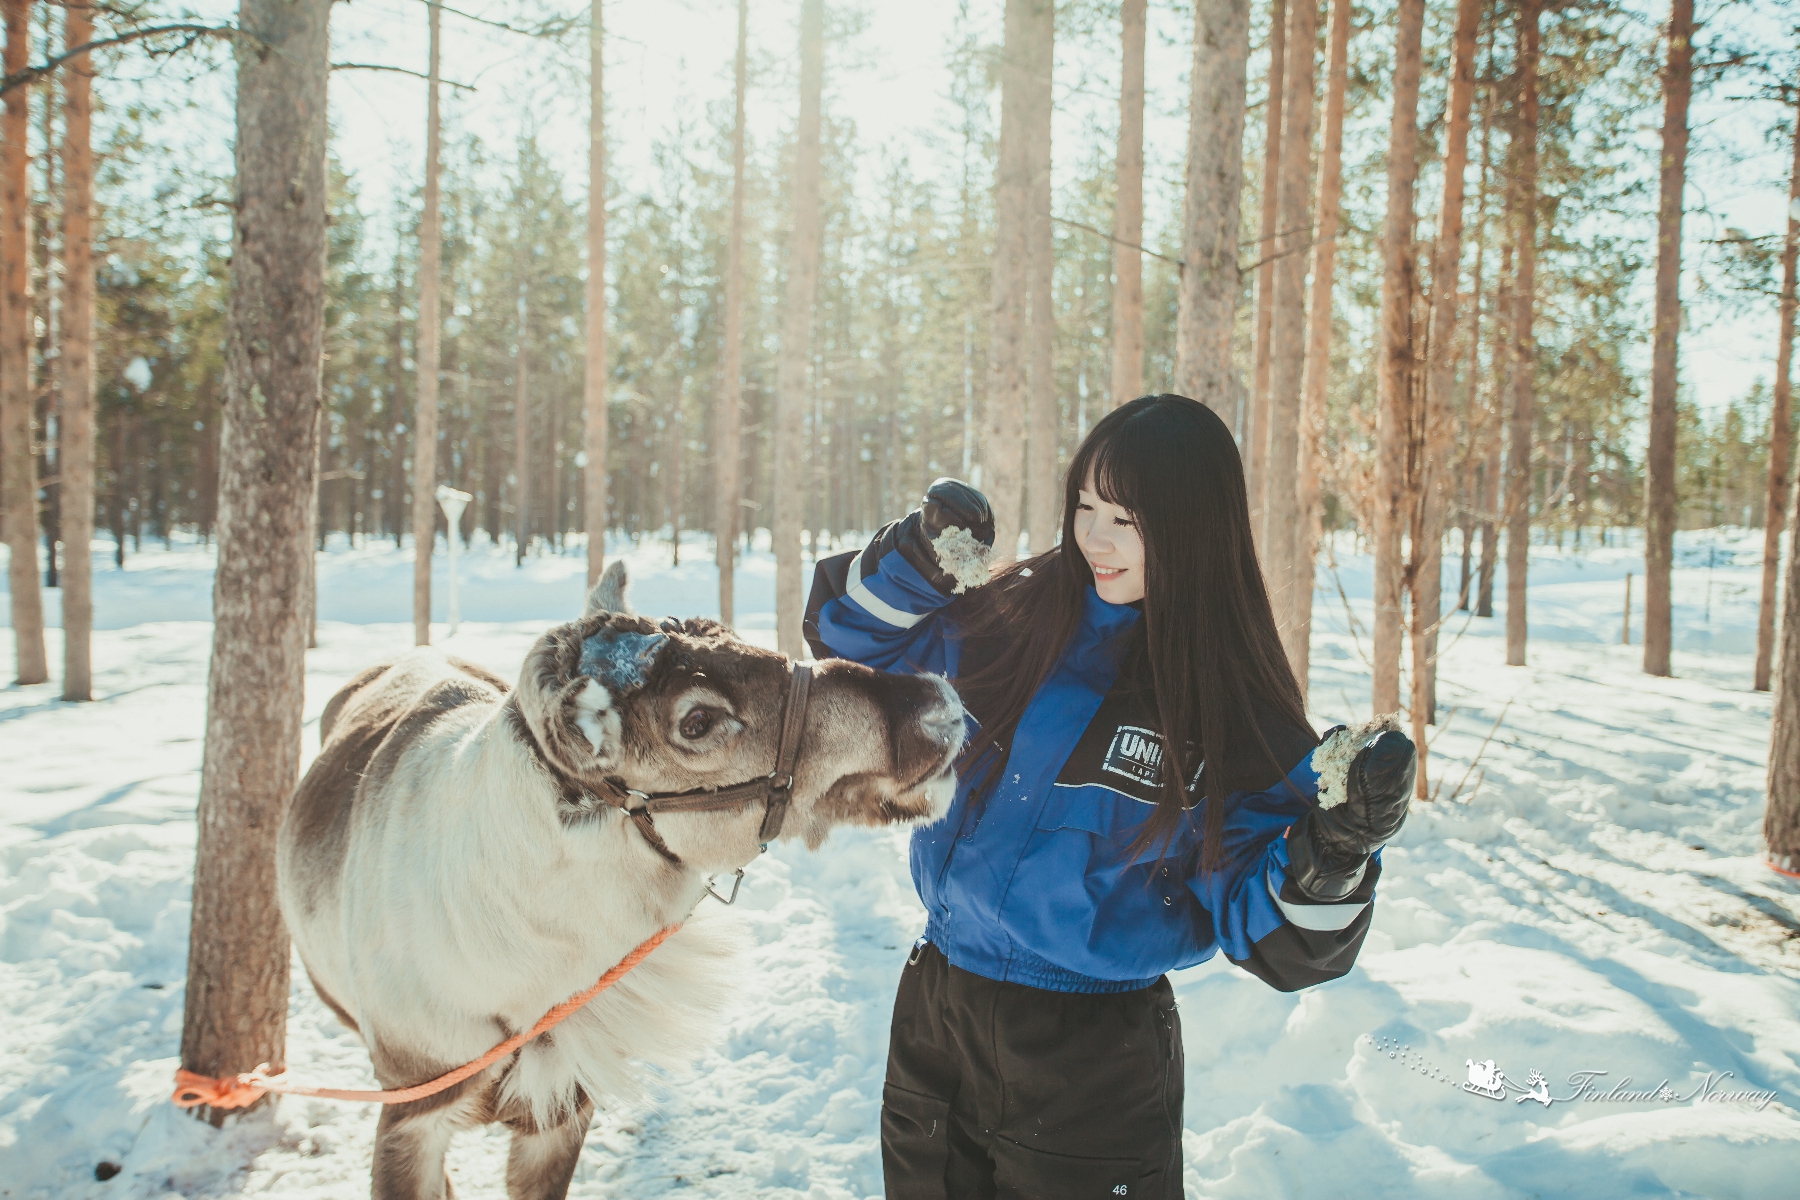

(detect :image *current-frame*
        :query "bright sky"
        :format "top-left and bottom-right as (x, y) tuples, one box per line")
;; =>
(156, 0), (1797, 419)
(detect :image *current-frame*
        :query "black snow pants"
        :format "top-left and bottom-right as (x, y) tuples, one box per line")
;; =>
(880, 941), (1185, 1200)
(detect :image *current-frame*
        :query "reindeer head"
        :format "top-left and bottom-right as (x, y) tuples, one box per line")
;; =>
(513, 562), (963, 871)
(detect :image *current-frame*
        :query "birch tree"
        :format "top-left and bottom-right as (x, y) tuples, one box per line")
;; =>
(1262, 0), (1318, 647)
(584, 0), (608, 588)
(775, 0), (823, 652)
(715, 0), (747, 625)
(59, 0), (95, 702)
(1110, 0), (1146, 409)
(1755, 100), (1798, 692)
(1643, 0), (1693, 678)
(1173, 0), (1250, 413)
(1290, 0), (1352, 689)
(2, 0), (46, 686)
(1370, 0), (1426, 715)
(411, 0), (443, 644)
(181, 0), (331, 1121)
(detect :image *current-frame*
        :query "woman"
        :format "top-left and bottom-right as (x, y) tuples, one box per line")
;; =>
(804, 395), (1415, 1200)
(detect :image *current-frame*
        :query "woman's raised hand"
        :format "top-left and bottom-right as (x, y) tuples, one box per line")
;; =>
(868, 478), (996, 597)
(1285, 730), (1416, 903)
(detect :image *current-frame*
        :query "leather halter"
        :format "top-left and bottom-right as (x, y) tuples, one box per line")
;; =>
(585, 662), (814, 867)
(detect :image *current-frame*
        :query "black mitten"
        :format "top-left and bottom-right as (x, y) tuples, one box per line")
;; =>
(1286, 728), (1416, 902)
(866, 478), (995, 596)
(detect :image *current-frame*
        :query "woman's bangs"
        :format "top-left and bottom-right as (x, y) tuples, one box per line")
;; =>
(1082, 424), (1145, 515)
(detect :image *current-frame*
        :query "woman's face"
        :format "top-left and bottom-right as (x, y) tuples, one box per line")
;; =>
(1073, 472), (1147, 605)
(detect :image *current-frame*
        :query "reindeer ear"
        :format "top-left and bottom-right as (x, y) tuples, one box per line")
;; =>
(584, 560), (632, 616)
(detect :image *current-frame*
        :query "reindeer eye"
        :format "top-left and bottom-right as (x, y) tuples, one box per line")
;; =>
(679, 707), (716, 739)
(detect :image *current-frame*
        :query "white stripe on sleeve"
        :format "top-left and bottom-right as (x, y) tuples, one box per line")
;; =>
(845, 549), (927, 630)
(1266, 866), (1369, 932)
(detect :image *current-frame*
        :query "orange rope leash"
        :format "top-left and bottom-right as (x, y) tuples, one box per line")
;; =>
(172, 924), (680, 1111)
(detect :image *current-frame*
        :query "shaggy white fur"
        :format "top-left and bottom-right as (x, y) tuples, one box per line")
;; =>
(931, 525), (993, 594)
(1312, 714), (1402, 809)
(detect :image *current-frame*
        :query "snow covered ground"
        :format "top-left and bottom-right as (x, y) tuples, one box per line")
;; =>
(3, 527), (1798, 1199)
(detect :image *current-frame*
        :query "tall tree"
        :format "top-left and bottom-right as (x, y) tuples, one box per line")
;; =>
(1290, 0), (1352, 691)
(1756, 99), (1799, 693)
(775, 0), (823, 652)
(1247, 0), (1286, 518)
(2, 0), (46, 686)
(1173, 0), (1251, 412)
(180, 0), (331, 1122)
(1262, 0), (1319, 652)
(1505, 0), (1542, 669)
(411, 0), (443, 645)
(1769, 455), (1800, 874)
(514, 271), (532, 565)
(584, 0), (608, 588)
(985, 0), (1035, 558)
(1110, 0), (1146, 408)
(1408, 0), (1482, 787)
(1024, 0), (1055, 553)
(715, 0), (747, 625)
(1643, 0), (1693, 677)
(59, 1), (95, 702)
(1370, 0), (1426, 715)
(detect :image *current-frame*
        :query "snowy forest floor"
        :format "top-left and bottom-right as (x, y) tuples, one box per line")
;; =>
(3, 528), (1799, 1199)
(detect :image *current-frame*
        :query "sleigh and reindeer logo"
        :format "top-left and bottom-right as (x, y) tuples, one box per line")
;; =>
(1463, 1059), (1552, 1106)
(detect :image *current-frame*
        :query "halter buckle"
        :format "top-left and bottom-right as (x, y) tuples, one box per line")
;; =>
(704, 868), (745, 906)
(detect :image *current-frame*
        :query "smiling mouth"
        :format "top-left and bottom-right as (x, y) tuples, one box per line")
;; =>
(1091, 566), (1127, 580)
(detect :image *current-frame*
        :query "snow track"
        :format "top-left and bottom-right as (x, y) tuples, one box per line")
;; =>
(3, 531), (1798, 1197)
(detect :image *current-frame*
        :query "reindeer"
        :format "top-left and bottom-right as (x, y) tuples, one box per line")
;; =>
(276, 562), (963, 1200)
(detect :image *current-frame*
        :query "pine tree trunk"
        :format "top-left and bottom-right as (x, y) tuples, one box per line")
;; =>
(1643, 0), (1692, 677)
(985, 0), (1035, 559)
(1479, 164), (1515, 621)
(59, 1), (95, 702)
(584, 0), (609, 588)
(1174, 0), (1250, 414)
(411, 1), (443, 645)
(776, 0), (823, 651)
(1246, 0), (1286, 524)
(1263, 0), (1318, 661)
(1505, 0), (1542, 669)
(1371, 0), (1426, 715)
(1290, 0), (1352, 694)
(1411, 0), (1482, 738)
(1110, 0), (1146, 409)
(1768, 466), (1800, 870)
(180, 0), (331, 1122)
(515, 282), (531, 565)
(715, 0), (747, 625)
(2, 0), (46, 686)
(1024, 0), (1055, 554)
(669, 377), (685, 564)
(1756, 101), (1799, 692)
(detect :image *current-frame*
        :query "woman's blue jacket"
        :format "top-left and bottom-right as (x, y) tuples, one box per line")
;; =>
(806, 543), (1380, 995)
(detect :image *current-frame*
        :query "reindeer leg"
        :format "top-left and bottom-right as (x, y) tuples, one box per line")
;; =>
(502, 1093), (594, 1200)
(371, 1084), (493, 1200)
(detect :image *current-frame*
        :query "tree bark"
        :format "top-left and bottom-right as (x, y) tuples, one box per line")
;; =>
(1769, 468), (1800, 870)
(1643, 0), (1692, 677)
(1370, 0), (1425, 715)
(584, 0), (608, 588)
(985, 0), (1035, 560)
(2, 0), (46, 686)
(776, 0), (823, 652)
(1110, 0), (1146, 409)
(411, 0), (442, 645)
(1505, 0), (1542, 669)
(1263, 0), (1318, 661)
(1247, 0), (1286, 523)
(1290, 0), (1352, 695)
(1479, 156), (1516, 621)
(1024, 0), (1055, 554)
(1173, 0), (1250, 414)
(180, 0), (331, 1123)
(59, 0), (94, 702)
(515, 279), (531, 565)
(1410, 0), (1482, 747)
(715, 0), (747, 625)
(1756, 100), (1799, 692)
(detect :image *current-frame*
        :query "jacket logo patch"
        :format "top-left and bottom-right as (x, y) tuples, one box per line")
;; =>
(1103, 725), (1165, 785)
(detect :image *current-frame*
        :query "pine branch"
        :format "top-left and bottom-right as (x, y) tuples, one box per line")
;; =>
(331, 62), (476, 92)
(0, 23), (265, 95)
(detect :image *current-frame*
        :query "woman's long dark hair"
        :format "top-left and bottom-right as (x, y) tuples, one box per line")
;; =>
(951, 394), (1315, 870)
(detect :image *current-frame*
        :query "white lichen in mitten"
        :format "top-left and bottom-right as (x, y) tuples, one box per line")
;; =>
(1313, 714), (1403, 809)
(931, 526), (994, 594)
